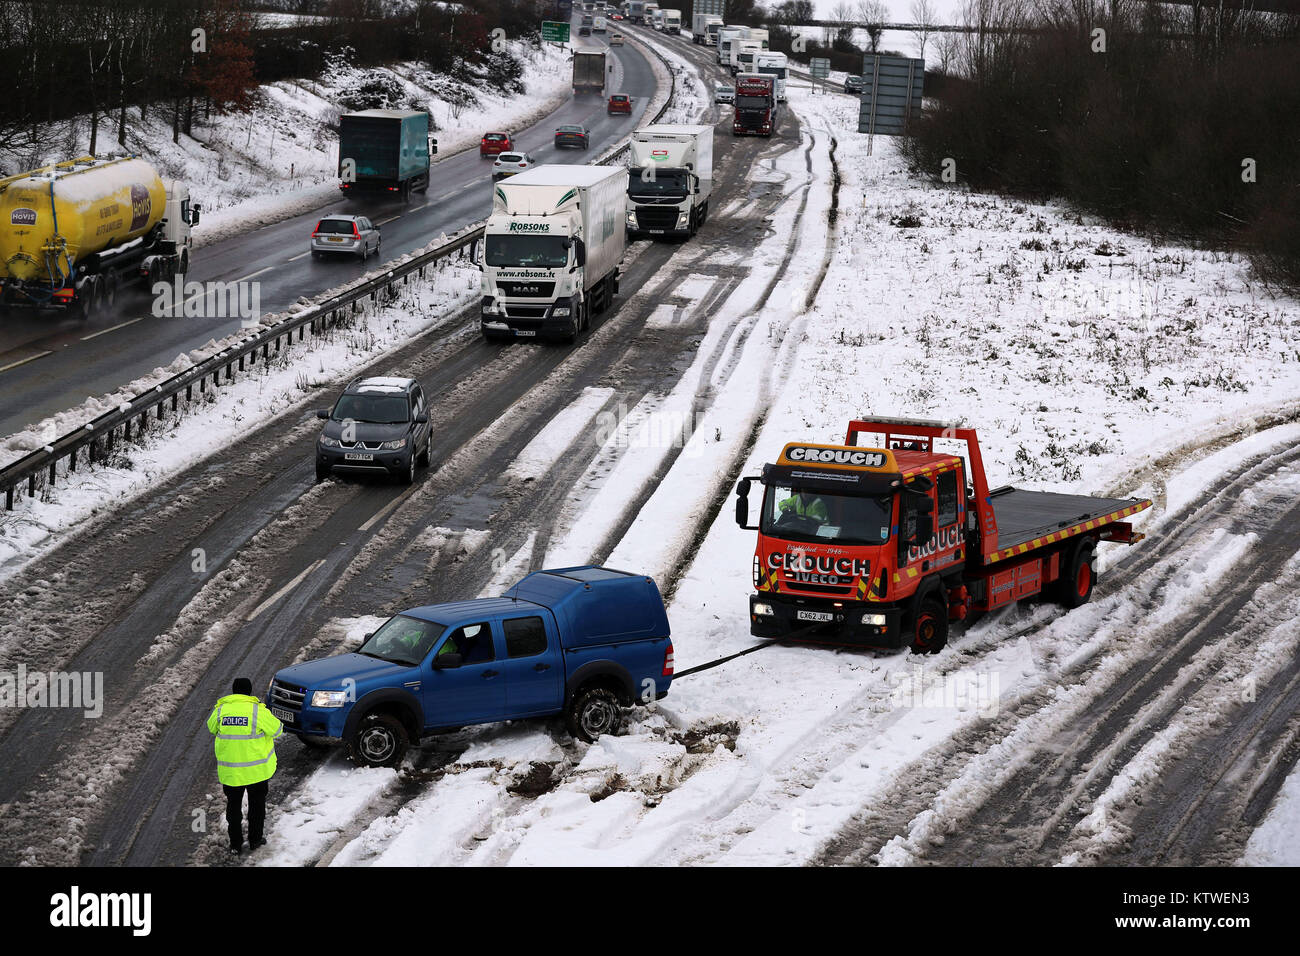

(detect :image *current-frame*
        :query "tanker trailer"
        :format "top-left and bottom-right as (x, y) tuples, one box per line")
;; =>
(0, 155), (199, 318)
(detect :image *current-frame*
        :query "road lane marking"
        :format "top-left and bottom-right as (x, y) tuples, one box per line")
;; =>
(359, 483), (419, 532)
(287, 250), (311, 261)
(80, 316), (148, 341)
(247, 558), (325, 621)
(374, 216), (399, 226)
(233, 266), (274, 283)
(0, 350), (53, 374)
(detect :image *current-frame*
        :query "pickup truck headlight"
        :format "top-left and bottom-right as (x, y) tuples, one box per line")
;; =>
(861, 613), (887, 626)
(318, 435), (342, 448)
(378, 438), (407, 450)
(552, 306), (571, 316)
(311, 690), (349, 708)
(753, 602), (775, 616)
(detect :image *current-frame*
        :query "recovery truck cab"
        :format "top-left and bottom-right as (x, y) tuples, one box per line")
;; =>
(268, 567), (674, 766)
(735, 418), (1151, 653)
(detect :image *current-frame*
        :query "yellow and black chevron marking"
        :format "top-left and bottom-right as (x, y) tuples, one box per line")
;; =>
(990, 501), (1151, 562)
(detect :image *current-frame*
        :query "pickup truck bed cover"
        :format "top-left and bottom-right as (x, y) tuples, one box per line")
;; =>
(987, 487), (1149, 562)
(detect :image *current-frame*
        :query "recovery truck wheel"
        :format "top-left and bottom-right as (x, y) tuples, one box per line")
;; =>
(1058, 543), (1096, 609)
(348, 713), (408, 768)
(908, 597), (949, 655)
(566, 686), (624, 742)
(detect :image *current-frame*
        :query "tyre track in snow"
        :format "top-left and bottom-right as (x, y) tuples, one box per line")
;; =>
(813, 436), (1300, 866)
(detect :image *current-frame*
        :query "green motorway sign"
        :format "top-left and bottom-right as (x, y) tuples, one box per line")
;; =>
(542, 20), (571, 43)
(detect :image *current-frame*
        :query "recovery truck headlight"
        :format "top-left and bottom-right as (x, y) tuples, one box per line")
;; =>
(311, 690), (349, 708)
(753, 602), (775, 617)
(676, 212), (690, 227)
(626, 211), (637, 226)
(378, 438), (407, 450)
(861, 613), (887, 626)
(552, 306), (571, 316)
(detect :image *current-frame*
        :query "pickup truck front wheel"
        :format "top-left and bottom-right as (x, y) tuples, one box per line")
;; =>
(566, 686), (624, 742)
(348, 713), (408, 767)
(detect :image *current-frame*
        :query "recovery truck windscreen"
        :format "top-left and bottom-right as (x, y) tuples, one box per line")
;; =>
(736, 418), (1152, 653)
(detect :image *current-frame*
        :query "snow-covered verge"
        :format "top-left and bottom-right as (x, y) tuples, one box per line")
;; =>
(0, 40), (573, 248)
(251, 66), (1300, 867)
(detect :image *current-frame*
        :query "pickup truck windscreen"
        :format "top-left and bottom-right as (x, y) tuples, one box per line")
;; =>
(359, 614), (447, 665)
(485, 234), (569, 268)
(761, 485), (893, 546)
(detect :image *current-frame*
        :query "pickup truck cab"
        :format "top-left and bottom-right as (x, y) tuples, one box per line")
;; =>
(267, 567), (674, 766)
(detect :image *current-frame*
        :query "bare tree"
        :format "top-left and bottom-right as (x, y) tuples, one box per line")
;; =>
(856, 0), (890, 51)
(909, 0), (935, 60)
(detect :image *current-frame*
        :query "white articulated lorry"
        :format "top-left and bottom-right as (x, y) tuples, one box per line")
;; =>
(480, 165), (626, 343)
(626, 124), (713, 239)
(755, 50), (788, 101)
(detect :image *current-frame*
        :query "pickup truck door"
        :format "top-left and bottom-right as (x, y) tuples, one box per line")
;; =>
(499, 613), (564, 717)
(420, 622), (506, 729)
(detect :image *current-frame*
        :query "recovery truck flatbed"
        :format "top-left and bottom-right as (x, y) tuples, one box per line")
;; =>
(736, 418), (1151, 653)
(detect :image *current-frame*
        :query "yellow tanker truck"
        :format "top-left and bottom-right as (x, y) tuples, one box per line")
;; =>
(0, 155), (199, 318)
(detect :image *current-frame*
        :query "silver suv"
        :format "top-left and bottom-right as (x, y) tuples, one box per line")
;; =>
(311, 214), (381, 261)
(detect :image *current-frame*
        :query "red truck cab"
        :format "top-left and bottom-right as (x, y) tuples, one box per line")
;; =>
(733, 74), (776, 136)
(736, 418), (1151, 653)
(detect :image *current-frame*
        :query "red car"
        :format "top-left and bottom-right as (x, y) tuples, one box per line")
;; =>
(607, 94), (632, 115)
(480, 132), (512, 158)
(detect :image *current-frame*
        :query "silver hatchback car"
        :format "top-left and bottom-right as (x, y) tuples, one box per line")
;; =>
(311, 214), (381, 261)
(492, 152), (538, 181)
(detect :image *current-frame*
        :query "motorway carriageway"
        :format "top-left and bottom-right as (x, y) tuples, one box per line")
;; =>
(0, 25), (660, 439)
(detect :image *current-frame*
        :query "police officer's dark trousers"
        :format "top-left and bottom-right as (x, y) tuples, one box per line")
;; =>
(223, 779), (268, 849)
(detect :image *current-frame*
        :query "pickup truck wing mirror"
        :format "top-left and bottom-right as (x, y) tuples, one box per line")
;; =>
(432, 653), (463, 669)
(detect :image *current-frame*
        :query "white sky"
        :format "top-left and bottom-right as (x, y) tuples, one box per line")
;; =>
(808, 0), (966, 23)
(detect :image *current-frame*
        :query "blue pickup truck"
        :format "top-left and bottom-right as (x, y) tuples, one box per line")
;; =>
(267, 567), (674, 767)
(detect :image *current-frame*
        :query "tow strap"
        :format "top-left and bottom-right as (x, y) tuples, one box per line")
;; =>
(672, 623), (828, 680)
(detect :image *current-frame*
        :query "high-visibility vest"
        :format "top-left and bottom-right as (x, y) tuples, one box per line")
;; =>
(206, 693), (283, 787)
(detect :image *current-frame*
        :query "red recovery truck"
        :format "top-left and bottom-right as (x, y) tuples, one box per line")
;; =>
(734, 417), (1152, 653)
(733, 73), (776, 137)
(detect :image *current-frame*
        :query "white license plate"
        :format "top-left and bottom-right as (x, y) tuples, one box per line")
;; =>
(649, 229), (665, 234)
(797, 610), (834, 623)
(515, 330), (536, 337)
(271, 707), (295, 723)
(344, 453), (374, 461)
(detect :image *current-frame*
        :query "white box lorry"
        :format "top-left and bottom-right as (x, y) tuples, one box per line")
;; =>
(480, 165), (626, 342)
(626, 124), (713, 239)
(717, 26), (744, 64)
(661, 8), (682, 31)
(692, 13), (723, 44)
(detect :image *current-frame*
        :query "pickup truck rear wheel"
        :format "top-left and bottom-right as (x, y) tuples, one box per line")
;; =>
(566, 686), (624, 742)
(348, 713), (408, 767)
(909, 597), (949, 655)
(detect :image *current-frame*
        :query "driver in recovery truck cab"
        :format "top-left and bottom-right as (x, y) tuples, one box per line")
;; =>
(778, 489), (829, 524)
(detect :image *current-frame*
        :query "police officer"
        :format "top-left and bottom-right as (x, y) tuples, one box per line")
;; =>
(206, 677), (283, 855)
